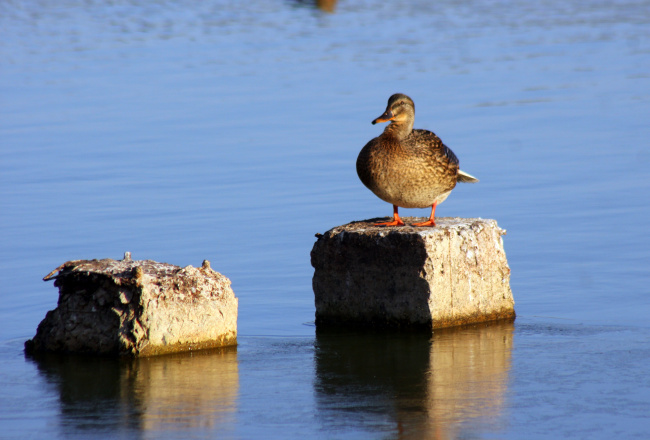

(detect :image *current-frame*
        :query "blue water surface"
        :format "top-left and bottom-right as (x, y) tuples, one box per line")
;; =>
(1, 1), (649, 438)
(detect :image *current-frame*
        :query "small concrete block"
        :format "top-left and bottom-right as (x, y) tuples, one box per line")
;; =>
(311, 218), (515, 329)
(26, 256), (238, 356)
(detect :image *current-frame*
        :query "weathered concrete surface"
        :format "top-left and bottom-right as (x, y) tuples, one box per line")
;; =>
(311, 217), (515, 329)
(26, 254), (238, 356)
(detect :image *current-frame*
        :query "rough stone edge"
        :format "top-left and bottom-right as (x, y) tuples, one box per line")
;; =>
(26, 254), (238, 357)
(135, 332), (239, 357)
(312, 217), (516, 330)
(315, 308), (515, 330)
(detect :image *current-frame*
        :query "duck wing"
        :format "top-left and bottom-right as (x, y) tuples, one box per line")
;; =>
(408, 130), (479, 182)
(407, 129), (459, 167)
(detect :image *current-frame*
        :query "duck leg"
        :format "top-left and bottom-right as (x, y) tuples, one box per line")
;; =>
(412, 202), (438, 227)
(374, 204), (405, 226)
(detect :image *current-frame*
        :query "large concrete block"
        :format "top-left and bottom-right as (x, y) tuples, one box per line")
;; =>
(26, 254), (238, 356)
(311, 218), (515, 329)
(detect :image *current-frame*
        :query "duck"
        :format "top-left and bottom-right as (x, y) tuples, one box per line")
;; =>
(356, 93), (478, 227)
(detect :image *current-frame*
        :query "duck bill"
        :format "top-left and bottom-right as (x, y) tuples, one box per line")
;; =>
(372, 110), (395, 125)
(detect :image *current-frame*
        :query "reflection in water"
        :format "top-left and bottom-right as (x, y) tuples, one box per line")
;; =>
(290, 0), (337, 13)
(315, 321), (513, 439)
(132, 348), (239, 433)
(425, 323), (513, 438)
(27, 352), (138, 435)
(315, 0), (336, 13)
(27, 347), (238, 436)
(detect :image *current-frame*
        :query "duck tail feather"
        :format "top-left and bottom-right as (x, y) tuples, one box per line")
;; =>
(457, 170), (479, 183)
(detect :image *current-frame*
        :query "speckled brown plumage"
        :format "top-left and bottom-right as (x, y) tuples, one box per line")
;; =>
(356, 93), (478, 226)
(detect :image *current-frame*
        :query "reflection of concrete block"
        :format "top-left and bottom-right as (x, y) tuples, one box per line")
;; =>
(314, 321), (514, 437)
(26, 254), (238, 356)
(134, 347), (239, 430)
(311, 218), (515, 329)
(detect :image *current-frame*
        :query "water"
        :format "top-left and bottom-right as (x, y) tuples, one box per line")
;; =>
(1, 0), (649, 438)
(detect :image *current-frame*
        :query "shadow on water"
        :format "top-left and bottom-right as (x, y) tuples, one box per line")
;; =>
(314, 320), (514, 439)
(26, 346), (239, 436)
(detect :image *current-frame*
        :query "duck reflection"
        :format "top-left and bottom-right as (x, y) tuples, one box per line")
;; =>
(291, 0), (337, 13)
(314, 321), (513, 439)
(315, 0), (336, 12)
(27, 346), (238, 436)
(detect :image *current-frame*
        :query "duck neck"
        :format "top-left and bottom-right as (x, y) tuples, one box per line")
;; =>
(383, 120), (413, 141)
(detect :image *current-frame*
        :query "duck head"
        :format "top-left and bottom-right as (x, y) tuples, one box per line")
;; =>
(372, 93), (415, 138)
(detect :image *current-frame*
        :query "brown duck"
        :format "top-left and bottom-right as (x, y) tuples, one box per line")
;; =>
(356, 93), (478, 227)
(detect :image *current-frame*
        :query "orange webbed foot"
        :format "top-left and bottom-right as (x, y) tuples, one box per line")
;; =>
(411, 219), (436, 227)
(412, 202), (438, 227)
(374, 205), (405, 227)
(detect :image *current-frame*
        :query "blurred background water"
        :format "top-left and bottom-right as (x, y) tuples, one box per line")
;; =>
(1, 0), (649, 438)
